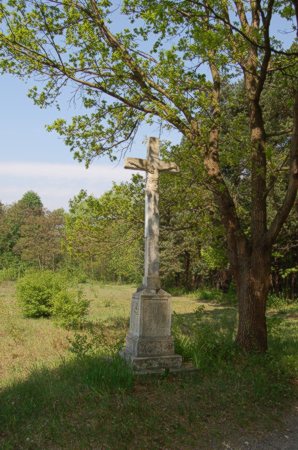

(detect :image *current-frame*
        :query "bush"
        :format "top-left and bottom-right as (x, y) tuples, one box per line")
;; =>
(52, 289), (89, 329)
(197, 288), (223, 301)
(267, 293), (292, 309)
(196, 285), (237, 305)
(16, 271), (66, 318)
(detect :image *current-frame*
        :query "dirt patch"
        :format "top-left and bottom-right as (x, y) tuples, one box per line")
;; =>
(223, 407), (298, 450)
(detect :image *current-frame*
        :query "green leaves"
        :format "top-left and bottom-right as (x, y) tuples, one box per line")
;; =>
(0, 0), (296, 164)
(65, 177), (144, 283)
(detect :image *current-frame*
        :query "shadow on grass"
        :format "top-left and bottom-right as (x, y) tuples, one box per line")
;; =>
(172, 305), (297, 399)
(172, 304), (237, 340)
(0, 307), (297, 449)
(0, 355), (135, 449)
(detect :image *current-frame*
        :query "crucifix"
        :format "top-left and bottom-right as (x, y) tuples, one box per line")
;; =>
(124, 137), (179, 290)
(122, 136), (182, 372)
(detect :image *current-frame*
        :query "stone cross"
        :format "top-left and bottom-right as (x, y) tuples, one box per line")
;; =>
(124, 137), (179, 290)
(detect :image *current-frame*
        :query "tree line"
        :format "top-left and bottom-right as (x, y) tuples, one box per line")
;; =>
(1, 146), (297, 299)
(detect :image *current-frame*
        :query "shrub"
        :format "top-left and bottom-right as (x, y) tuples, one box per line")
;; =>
(196, 286), (237, 305)
(267, 293), (291, 309)
(197, 288), (222, 301)
(52, 289), (89, 329)
(16, 271), (65, 318)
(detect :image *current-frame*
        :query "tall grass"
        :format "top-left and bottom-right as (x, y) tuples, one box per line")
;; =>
(173, 302), (297, 407)
(0, 281), (297, 449)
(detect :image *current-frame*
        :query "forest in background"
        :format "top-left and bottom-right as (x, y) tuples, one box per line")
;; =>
(1, 134), (297, 300)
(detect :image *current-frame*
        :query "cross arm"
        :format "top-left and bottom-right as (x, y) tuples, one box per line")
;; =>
(157, 161), (180, 173)
(124, 157), (148, 171)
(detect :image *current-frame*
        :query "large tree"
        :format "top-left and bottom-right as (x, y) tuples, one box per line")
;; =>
(1, 0), (297, 351)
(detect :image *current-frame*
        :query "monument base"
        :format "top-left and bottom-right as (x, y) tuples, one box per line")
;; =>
(121, 351), (182, 373)
(121, 288), (182, 373)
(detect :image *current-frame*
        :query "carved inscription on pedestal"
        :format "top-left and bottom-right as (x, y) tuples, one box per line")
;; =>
(141, 299), (171, 337)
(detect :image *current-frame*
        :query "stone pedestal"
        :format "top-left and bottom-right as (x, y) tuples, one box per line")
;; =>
(121, 288), (182, 372)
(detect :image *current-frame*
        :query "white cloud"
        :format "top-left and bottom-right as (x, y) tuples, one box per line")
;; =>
(0, 162), (131, 181)
(0, 161), (135, 210)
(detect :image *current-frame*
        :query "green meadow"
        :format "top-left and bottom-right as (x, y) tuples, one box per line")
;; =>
(0, 281), (297, 449)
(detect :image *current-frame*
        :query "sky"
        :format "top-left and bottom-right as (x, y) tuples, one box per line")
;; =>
(0, 73), (169, 210)
(0, 9), (295, 211)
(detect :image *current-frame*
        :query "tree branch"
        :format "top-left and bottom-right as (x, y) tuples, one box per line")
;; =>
(87, 0), (193, 134)
(180, 1), (298, 57)
(267, 90), (298, 245)
(204, 38), (249, 268)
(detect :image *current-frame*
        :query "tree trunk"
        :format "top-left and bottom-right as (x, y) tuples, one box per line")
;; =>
(234, 245), (271, 352)
(184, 250), (191, 290)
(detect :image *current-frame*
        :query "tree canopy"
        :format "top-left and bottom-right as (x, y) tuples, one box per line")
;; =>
(0, 191), (64, 271)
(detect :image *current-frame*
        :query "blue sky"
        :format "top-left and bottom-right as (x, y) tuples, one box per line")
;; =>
(0, 74), (171, 210)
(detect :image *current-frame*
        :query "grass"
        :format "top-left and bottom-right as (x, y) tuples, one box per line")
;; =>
(0, 280), (297, 449)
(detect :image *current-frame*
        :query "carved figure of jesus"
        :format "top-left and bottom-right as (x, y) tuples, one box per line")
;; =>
(124, 137), (179, 290)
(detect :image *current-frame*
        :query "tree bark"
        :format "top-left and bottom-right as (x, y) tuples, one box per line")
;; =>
(184, 250), (191, 290)
(234, 243), (271, 352)
(205, 47), (271, 353)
